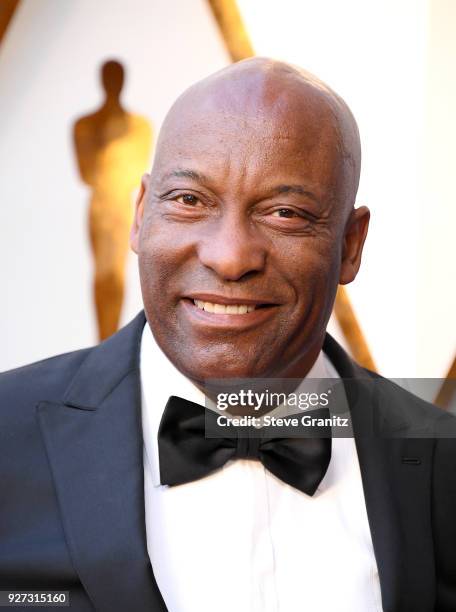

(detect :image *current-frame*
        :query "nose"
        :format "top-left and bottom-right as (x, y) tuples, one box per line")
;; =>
(197, 215), (267, 281)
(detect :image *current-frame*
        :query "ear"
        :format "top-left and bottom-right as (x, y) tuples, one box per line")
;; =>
(339, 206), (370, 284)
(130, 173), (150, 254)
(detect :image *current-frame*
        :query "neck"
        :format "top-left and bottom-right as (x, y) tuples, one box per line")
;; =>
(102, 95), (124, 113)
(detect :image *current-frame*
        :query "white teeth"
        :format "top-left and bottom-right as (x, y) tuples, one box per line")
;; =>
(193, 300), (257, 314)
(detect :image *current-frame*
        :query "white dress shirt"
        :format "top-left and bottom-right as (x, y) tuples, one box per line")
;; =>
(140, 324), (382, 612)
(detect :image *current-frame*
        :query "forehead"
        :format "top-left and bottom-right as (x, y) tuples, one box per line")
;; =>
(152, 77), (343, 200)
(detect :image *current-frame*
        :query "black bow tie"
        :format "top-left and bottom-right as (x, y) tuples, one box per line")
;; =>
(158, 396), (332, 496)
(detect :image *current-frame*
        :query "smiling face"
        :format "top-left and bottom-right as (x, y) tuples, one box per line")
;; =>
(131, 59), (369, 382)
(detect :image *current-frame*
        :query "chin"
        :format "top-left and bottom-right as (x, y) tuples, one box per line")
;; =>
(179, 350), (263, 383)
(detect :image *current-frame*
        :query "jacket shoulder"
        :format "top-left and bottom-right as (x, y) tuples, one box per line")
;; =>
(324, 332), (452, 428)
(0, 348), (92, 412)
(360, 367), (456, 435)
(0, 311), (146, 418)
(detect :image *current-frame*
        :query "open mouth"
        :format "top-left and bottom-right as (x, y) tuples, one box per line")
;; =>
(180, 296), (279, 329)
(192, 299), (273, 315)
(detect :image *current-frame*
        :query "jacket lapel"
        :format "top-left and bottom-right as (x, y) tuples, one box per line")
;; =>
(37, 312), (167, 612)
(324, 335), (435, 612)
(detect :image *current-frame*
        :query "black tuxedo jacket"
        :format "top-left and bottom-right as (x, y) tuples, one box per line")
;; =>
(1, 311), (455, 612)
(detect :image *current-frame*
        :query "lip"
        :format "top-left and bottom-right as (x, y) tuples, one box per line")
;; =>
(180, 298), (279, 330)
(184, 293), (279, 306)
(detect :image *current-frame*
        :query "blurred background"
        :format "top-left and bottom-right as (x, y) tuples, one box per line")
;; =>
(0, 0), (454, 392)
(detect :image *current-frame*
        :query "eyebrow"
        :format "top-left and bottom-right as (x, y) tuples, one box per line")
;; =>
(273, 184), (319, 203)
(162, 169), (209, 182)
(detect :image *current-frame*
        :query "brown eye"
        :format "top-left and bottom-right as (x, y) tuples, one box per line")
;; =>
(272, 208), (298, 218)
(176, 194), (199, 206)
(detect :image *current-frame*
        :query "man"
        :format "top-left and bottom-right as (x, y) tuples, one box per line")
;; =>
(1, 58), (455, 612)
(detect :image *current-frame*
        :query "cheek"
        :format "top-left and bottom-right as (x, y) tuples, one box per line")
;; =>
(271, 243), (340, 354)
(275, 238), (340, 302)
(138, 216), (188, 287)
(138, 235), (182, 342)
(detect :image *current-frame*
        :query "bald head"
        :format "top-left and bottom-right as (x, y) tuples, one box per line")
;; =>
(154, 57), (361, 212)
